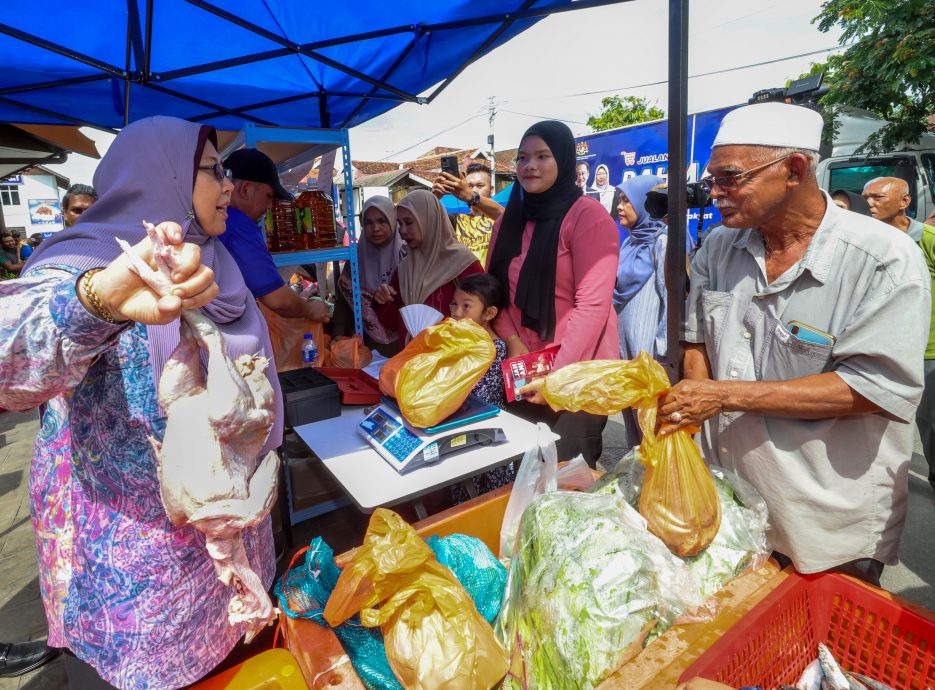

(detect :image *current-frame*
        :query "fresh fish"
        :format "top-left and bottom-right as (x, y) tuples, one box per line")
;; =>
(817, 643), (851, 690)
(797, 658), (824, 690)
(848, 673), (895, 690)
(844, 673), (870, 690)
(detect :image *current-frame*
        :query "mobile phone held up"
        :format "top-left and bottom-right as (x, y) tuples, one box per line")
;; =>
(440, 155), (460, 178)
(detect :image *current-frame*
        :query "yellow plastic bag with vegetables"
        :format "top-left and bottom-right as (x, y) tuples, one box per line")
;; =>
(379, 318), (495, 428)
(541, 352), (721, 557)
(324, 509), (509, 690)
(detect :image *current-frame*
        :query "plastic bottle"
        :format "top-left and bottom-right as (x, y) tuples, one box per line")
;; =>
(301, 333), (319, 367)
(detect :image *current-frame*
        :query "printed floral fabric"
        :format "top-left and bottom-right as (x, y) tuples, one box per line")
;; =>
(0, 266), (274, 690)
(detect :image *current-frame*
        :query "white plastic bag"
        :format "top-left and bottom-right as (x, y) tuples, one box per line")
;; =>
(498, 423), (558, 561)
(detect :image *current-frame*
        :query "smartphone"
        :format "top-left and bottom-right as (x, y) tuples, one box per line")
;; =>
(440, 155), (459, 177)
(787, 320), (836, 346)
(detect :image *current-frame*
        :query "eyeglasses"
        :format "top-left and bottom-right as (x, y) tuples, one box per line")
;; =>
(699, 154), (792, 193)
(198, 162), (233, 182)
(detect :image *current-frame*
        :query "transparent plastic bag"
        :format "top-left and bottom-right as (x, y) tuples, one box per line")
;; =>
(498, 491), (701, 690)
(498, 423), (558, 561)
(541, 352), (721, 557)
(379, 318), (495, 428)
(324, 509), (508, 690)
(590, 453), (771, 617)
(556, 455), (596, 492)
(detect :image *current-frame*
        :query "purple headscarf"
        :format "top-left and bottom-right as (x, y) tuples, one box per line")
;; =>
(26, 115), (283, 451)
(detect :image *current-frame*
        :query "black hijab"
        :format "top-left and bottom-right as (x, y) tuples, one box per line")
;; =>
(488, 121), (582, 341)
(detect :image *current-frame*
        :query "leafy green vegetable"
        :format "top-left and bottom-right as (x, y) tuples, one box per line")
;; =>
(500, 492), (696, 690)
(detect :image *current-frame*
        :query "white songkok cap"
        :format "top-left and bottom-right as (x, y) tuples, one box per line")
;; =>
(712, 102), (823, 151)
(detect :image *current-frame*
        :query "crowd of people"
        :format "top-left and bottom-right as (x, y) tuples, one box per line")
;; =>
(0, 100), (933, 688)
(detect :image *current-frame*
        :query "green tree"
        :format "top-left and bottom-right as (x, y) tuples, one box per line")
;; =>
(814, 0), (935, 153)
(586, 95), (664, 132)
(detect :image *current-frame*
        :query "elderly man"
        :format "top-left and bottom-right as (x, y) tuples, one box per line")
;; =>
(219, 148), (329, 323)
(861, 176), (928, 241)
(659, 102), (930, 585)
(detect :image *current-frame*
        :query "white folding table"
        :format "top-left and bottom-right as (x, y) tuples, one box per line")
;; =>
(292, 407), (547, 518)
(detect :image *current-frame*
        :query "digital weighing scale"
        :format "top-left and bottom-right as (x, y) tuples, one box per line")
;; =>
(358, 395), (506, 474)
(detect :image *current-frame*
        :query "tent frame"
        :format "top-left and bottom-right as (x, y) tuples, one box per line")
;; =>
(0, 0), (631, 130)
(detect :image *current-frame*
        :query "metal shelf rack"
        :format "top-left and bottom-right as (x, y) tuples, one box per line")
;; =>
(227, 123), (363, 336)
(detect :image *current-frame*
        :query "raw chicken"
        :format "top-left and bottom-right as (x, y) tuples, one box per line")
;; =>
(117, 223), (280, 642)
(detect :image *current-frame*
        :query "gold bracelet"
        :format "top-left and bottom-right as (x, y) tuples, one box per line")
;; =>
(80, 268), (119, 324)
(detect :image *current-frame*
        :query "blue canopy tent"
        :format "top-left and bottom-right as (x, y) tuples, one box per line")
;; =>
(439, 182), (514, 213)
(0, 0), (626, 131)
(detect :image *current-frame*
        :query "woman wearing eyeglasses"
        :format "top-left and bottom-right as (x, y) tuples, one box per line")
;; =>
(488, 121), (620, 466)
(0, 116), (281, 689)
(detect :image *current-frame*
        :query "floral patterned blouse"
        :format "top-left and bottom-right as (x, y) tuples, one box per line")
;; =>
(0, 266), (274, 690)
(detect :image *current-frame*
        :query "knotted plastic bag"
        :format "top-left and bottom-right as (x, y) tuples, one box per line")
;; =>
(379, 318), (495, 428)
(324, 509), (509, 690)
(330, 334), (372, 369)
(541, 352), (721, 557)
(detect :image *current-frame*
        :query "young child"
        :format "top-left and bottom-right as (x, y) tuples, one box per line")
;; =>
(449, 272), (506, 407)
(449, 272), (512, 502)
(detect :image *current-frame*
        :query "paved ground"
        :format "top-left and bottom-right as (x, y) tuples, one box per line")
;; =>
(1, 409), (932, 688)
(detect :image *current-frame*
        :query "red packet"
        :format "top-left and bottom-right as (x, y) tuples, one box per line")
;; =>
(500, 345), (561, 403)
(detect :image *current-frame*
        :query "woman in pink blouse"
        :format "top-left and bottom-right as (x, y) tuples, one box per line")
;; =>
(487, 120), (619, 464)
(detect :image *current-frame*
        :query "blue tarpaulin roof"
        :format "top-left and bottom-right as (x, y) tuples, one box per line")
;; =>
(0, 0), (621, 132)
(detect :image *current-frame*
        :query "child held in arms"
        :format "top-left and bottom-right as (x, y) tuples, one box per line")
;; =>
(449, 272), (513, 501)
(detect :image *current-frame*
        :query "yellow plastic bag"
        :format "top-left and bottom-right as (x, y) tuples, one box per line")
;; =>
(324, 510), (509, 690)
(541, 352), (721, 557)
(379, 318), (495, 428)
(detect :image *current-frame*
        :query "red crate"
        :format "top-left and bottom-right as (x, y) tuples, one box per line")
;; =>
(680, 572), (935, 689)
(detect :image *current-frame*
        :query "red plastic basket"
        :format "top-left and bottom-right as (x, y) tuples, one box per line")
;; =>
(680, 572), (935, 689)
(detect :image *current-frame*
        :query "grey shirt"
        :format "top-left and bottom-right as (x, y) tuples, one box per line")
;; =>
(907, 217), (924, 243)
(685, 194), (930, 572)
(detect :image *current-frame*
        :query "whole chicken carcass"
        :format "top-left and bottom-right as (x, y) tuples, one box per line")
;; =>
(117, 223), (280, 642)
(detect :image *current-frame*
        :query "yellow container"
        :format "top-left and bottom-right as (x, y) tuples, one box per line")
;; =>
(190, 648), (309, 690)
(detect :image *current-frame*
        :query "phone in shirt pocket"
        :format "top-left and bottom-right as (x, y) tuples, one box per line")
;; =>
(787, 320), (836, 346)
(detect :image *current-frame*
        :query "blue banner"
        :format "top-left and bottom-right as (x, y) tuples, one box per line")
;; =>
(575, 107), (735, 238)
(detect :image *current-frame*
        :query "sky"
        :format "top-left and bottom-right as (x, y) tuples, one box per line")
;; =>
(46, 0), (843, 184)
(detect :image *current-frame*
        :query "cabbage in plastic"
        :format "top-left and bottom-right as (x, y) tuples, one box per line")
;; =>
(499, 491), (700, 690)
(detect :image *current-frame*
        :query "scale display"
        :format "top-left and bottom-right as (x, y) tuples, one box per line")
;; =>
(358, 396), (504, 474)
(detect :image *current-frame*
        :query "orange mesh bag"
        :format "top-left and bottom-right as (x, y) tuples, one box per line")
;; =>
(541, 352), (721, 556)
(379, 318), (495, 428)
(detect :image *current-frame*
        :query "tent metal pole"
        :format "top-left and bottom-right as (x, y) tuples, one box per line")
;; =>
(125, 0), (145, 77)
(426, 0), (537, 104)
(178, 0), (420, 103)
(664, 0), (689, 384)
(0, 96), (119, 133)
(319, 97), (330, 129)
(0, 74), (108, 96)
(0, 23), (126, 78)
(142, 82), (276, 126)
(339, 32), (422, 129)
(143, 0), (154, 81)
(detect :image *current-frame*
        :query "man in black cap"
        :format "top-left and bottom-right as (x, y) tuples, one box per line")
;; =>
(219, 148), (330, 322)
